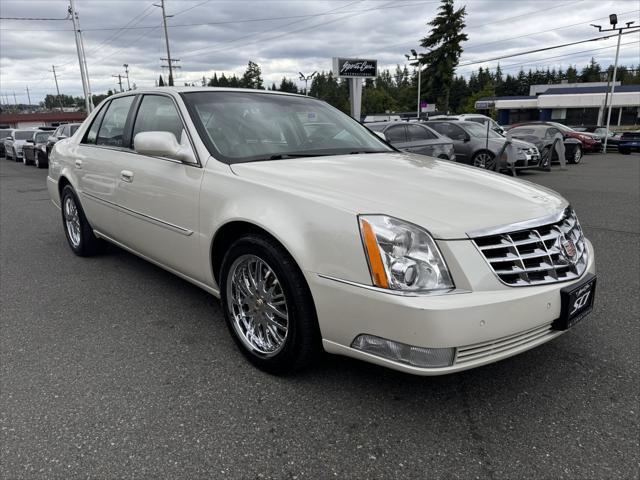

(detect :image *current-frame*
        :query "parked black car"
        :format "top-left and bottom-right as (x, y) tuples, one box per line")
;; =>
(22, 130), (53, 167)
(0, 128), (13, 157)
(366, 121), (455, 160)
(508, 125), (583, 166)
(617, 131), (640, 154)
(46, 123), (81, 158)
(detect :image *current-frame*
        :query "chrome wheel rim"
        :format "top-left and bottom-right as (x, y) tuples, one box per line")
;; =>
(63, 196), (81, 248)
(574, 148), (581, 163)
(226, 254), (289, 357)
(474, 152), (494, 169)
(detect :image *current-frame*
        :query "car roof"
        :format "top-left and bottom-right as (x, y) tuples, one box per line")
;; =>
(107, 86), (307, 101)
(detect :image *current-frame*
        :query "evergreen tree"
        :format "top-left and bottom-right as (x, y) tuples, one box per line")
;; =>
(241, 61), (264, 89)
(419, 0), (468, 112)
(218, 73), (229, 87)
(278, 77), (298, 93)
(207, 73), (219, 87)
(158, 75), (165, 87)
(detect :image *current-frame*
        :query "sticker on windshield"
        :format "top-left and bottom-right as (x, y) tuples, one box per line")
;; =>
(307, 112), (317, 121)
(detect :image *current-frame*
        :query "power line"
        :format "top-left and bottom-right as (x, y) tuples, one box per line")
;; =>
(0, 15), (69, 20)
(0, 1), (437, 32)
(457, 29), (640, 68)
(464, 9), (640, 51)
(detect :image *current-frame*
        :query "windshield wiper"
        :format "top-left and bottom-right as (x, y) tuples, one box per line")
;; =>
(348, 150), (390, 154)
(267, 153), (327, 160)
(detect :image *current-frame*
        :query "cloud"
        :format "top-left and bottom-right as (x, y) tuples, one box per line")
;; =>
(1, 0), (638, 103)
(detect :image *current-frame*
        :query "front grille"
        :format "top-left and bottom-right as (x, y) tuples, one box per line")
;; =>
(455, 323), (555, 365)
(472, 208), (588, 286)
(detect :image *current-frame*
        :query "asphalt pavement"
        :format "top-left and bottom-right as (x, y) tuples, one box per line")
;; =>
(1, 152), (638, 479)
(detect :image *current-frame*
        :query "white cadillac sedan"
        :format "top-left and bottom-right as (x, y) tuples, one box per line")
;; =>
(47, 88), (596, 375)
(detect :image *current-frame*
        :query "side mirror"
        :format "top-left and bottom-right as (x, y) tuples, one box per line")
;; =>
(134, 131), (196, 164)
(26, 139), (35, 143)
(463, 133), (471, 142)
(374, 131), (387, 141)
(57, 135), (67, 140)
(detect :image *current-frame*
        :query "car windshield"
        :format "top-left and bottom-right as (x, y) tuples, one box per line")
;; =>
(572, 127), (587, 132)
(464, 122), (503, 138)
(0, 129), (11, 137)
(15, 131), (33, 140)
(511, 128), (536, 135)
(35, 132), (50, 142)
(182, 91), (392, 163)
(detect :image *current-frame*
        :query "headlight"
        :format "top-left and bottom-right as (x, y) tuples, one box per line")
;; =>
(359, 215), (454, 292)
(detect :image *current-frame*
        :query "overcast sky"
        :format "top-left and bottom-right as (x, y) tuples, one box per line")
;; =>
(1, 0), (638, 104)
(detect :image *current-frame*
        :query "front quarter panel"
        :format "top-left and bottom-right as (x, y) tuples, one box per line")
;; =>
(199, 160), (372, 292)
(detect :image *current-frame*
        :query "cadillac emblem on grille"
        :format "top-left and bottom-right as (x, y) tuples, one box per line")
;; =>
(560, 235), (578, 263)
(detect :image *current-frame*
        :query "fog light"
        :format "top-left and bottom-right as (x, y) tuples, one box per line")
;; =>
(351, 334), (454, 368)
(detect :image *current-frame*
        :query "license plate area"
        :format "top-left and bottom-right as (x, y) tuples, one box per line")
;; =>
(552, 274), (596, 331)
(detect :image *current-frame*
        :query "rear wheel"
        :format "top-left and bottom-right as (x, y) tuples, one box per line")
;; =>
(568, 145), (582, 164)
(472, 150), (496, 170)
(35, 152), (47, 169)
(60, 185), (105, 256)
(220, 234), (321, 374)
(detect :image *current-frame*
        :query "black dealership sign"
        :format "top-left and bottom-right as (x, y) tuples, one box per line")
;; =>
(333, 58), (377, 78)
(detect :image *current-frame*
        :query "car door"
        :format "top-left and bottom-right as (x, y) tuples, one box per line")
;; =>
(430, 123), (470, 163)
(111, 93), (205, 280)
(383, 124), (408, 149)
(404, 124), (440, 156)
(73, 95), (136, 240)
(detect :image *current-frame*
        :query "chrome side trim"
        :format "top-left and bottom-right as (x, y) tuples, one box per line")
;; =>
(317, 273), (470, 297)
(82, 191), (193, 236)
(466, 207), (569, 238)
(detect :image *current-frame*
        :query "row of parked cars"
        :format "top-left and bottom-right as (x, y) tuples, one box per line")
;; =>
(365, 114), (639, 174)
(0, 124), (81, 167)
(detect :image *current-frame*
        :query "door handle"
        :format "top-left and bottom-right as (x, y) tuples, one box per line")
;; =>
(74, 159), (82, 169)
(120, 170), (134, 183)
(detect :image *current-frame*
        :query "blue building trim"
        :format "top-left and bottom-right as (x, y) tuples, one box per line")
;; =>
(539, 109), (552, 121)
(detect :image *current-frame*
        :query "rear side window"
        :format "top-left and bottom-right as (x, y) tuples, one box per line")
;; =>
(407, 124), (436, 141)
(385, 125), (406, 142)
(132, 95), (184, 144)
(84, 104), (109, 144)
(96, 96), (134, 148)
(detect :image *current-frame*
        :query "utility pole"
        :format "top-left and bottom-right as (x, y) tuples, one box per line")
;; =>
(13, 92), (17, 105)
(123, 64), (131, 90)
(112, 74), (124, 93)
(155, 0), (176, 86)
(69, 0), (93, 113)
(51, 65), (64, 111)
(592, 15), (637, 152)
(26, 86), (31, 106)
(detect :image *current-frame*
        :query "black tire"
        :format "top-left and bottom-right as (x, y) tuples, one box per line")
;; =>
(13, 148), (21, 162)
(35, 152), (47, 169)
(568, 145), (582, 164)
(60, 185), (106, 256)
(219, 234), (322, 374)
(619, 148), (630, 155)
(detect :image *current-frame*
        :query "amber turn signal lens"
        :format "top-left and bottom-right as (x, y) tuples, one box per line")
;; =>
(360, 219), (389, 289)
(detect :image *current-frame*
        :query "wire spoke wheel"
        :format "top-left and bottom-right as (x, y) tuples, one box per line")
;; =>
(226, 254), (289, 357)
(63, 196), (81, 248)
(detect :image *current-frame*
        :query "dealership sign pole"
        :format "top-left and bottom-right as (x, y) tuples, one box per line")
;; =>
(333, 58), (377, 120)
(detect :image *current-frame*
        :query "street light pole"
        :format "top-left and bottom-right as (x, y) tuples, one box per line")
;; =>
(406, 50), (421, 119)
(591, 15), (636, 153)
(298, 71), (317, 96)
(123, 64), (131, 91)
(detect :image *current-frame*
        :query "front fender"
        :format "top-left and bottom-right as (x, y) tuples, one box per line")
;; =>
(199, 165), (372, 291)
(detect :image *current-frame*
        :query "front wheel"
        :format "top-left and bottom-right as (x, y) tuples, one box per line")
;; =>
(13, 148), (21, 162)
(568, 145), (582, 164)
(472, 151), (496, 170)
(220, 234), (321, 374)
(60, 185), (105, 256)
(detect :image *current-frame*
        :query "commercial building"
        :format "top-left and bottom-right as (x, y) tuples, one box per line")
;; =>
(0, 111), (87, 129)
(476, 82), (640, 126)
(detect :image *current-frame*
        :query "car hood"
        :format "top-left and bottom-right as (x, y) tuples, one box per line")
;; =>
(230, 153), (567, 239)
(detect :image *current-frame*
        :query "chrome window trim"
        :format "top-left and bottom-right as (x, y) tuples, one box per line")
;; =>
(317, 274), (470, 297)
(466, 207), (569, 238)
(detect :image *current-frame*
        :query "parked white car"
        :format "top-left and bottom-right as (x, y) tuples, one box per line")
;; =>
(4, 129), (34, 161)
(429, 114), (506, 135)
(47, 88), (596, 375)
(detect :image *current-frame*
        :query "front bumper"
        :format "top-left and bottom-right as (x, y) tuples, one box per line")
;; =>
(309, 238), (595, 375)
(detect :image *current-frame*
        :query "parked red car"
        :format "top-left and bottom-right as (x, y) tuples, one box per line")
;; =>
(507, 121), (602, 153)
